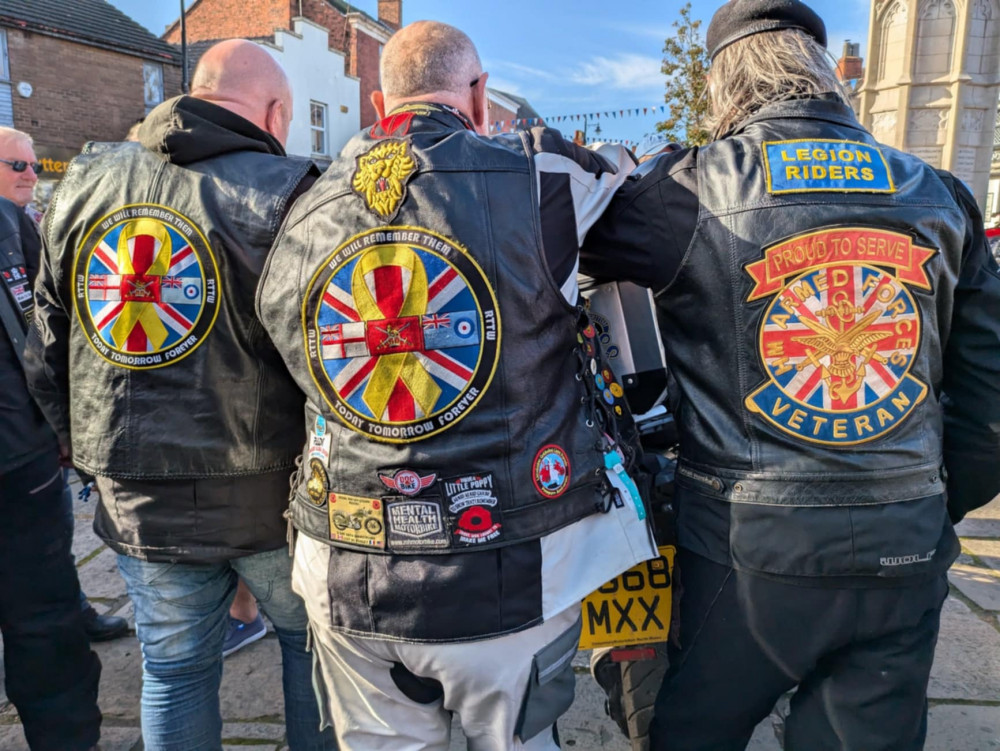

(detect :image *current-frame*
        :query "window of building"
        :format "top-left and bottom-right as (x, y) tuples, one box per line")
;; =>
(878, 1), (909, 84)
(0, 30), (12, 127)
(914, 0), (956, 78)
(311, 101), (328, 156)
(143, 62), (164, 115)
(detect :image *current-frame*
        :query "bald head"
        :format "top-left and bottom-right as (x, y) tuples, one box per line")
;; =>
(191, 39), (293, 146)
(375, 21), (489, 134)
(381, 21), (481, 99)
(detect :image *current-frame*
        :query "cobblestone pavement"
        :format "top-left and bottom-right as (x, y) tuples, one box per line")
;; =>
(0, 483), (998, 750)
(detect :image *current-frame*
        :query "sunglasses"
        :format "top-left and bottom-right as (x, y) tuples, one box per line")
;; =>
(0, 158), (43, 175)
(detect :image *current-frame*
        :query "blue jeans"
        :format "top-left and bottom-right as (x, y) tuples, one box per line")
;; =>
(117, 548), (336, 751)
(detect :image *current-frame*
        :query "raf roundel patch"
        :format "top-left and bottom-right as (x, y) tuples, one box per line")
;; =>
(533, 444), (571, 499)
(351, 140), (418, 221)
(303, 226), (501, 443)
(745, 226), (935, 446)
(73, 204), (220, 369)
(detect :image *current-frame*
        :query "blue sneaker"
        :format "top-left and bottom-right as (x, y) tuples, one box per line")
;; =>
(222, 613), (267, 657)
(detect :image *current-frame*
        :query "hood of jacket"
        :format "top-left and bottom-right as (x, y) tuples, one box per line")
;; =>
(139, 96), (286, 166)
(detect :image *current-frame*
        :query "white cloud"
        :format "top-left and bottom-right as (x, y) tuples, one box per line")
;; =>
(569, 54), (663, 91)
(488, 59), (559, 82)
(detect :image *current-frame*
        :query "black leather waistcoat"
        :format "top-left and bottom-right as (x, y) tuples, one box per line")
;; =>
(258, 106), (632, 554)
(661, 100), (964, 507)
(42, 141), (315, 479)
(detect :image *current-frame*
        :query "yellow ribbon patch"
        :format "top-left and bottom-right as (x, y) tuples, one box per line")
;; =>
(352, 244), (441, 419)
(110, 218), (172, 350)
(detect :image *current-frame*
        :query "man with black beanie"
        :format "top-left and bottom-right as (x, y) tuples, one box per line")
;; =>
(582, 1), (1000, 748)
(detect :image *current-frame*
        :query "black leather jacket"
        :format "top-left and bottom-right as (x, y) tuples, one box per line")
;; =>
(257, 104), (645, 640)
(0, 198), (56, 473)
(24, 97), (318, 560)
(584, 97), (1000, 580)
(26, 97), (317, 479)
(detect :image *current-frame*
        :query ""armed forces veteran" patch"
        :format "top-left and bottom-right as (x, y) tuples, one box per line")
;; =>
(744, 226), (936, 446)
(73, 204), (220, 369)
(351, 140), (418, 221)
(303, 227), (500, 443)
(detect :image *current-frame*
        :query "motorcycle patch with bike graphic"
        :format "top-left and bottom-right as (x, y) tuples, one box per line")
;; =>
(744, 226), (936, 446)
(328, 493), (385, 548)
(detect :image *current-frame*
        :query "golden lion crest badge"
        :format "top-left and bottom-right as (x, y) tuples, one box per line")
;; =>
(352, 140), (418, 221)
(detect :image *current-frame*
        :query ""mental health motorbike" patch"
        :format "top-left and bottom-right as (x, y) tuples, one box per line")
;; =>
(73, 204), (220, 370)
(744, 226), (936, 446)
(303, 227), (500, 443)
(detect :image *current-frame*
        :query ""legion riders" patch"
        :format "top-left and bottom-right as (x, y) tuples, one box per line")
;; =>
(73, 204), (220, 370)
(351, 140), (418, 221)
(302, 226), (500, 443)
(744, 226), (936, 446)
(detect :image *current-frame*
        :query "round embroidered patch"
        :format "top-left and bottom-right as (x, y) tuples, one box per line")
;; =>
(533, 444), (571, 498)
(73, 205), (220, 370)
(747, 262), (925, 445)
(303, 227), (501, 443)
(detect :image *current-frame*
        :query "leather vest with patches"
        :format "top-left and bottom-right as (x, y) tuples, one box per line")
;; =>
(42, 141), (315, 479)
(259, 106), (634, 555)
(662, 99), (963, 508)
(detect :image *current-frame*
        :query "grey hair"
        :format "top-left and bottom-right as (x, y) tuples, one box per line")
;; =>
(707, 29), (849, 140)
(0, 126), (33, 148)
(380, 21), (481, 99)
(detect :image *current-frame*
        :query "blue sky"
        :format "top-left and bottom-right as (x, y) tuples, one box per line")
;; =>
(109, 0), (871, 147)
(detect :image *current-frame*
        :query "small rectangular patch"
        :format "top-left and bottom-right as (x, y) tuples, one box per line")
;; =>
(328, 493), (385, 549)
(441, 473), (497, 513)
(762, 140), (895, 195)
(386, 498), (449, 551)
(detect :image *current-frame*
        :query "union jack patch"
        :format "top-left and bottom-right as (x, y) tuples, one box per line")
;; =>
(303, 226), (501, 443)
(73, 204), (220, 370)
(744, 226), (934, 445)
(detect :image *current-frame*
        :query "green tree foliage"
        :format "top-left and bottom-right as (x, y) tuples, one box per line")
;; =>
(657, 3), (711, 146)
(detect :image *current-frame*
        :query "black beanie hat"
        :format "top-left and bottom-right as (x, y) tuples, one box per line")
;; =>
(706, 0), (827, 61)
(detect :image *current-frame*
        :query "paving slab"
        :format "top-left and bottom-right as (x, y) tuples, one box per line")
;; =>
(78, 547), (129, 601)
(948, 563), (1000, 611)
(220, 635), (285, 722)
(928, 597), (1000, 701)
(926, 704), (1000, 751)
(955, 496), (1000, 538)
(963, 539), (1000, 573)
(747, 720), (782, 751)
(94, 635), (143, 721)
(222, 721), (286, 741)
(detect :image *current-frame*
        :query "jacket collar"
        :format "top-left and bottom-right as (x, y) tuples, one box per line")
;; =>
(731, 94), (863, 137)
(386, 102), (476, 132)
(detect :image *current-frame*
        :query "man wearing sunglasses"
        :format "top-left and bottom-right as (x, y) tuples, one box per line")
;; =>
(24, 42), (334, 751)
(0, 125), (102, 750)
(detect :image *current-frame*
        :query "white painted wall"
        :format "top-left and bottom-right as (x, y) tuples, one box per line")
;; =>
(262, 17), (360, 163)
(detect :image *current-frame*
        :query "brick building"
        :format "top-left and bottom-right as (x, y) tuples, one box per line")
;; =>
(488, 89), (545, 133)
(164, 0), (399, 128)
(0, 0), (182, 182)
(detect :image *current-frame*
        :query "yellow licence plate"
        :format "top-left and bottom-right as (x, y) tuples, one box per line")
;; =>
(579, 545), (674, 650)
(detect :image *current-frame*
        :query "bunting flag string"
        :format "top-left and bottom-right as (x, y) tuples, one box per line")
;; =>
(488, 103), (669, 138)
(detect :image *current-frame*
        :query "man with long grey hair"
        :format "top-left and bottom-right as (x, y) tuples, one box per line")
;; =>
(583, 0), (1000, 748)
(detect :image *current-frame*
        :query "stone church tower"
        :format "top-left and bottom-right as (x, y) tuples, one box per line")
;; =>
(858, 0), (1000, 204)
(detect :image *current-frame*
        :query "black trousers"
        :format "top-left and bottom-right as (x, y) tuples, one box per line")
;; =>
(650, 548), (948, 751)
(0, 452), (101, 750)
